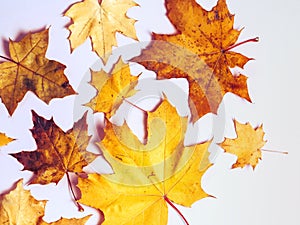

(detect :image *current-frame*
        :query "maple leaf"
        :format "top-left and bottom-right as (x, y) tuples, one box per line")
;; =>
(0, 179), (46, 225)
(131, 0), (258, 122)
(0, 132), (14, 147)
(86, 57), (139, 119)
(11, 111), (97, 211)
(0, 179), (91, 225)
(0, 29), (75, 115)
(219, 120), (266, 169)
(78, 99), (212, 224)
(11, 111), (97, 185)
(64, 0), (138, 62)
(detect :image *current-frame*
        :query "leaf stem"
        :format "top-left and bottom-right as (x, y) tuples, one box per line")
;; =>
(223, 37), (259, 52)
(65, 171), (84, 212)
(122, 97), (147, 114)
(261, 149), (288, 154)
(164, 195), (189, 225)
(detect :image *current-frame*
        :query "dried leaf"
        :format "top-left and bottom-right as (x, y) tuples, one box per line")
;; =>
(87, 58), (139, 119)
(0, 179), (46, 225)
(11, 111), (97, 184)
(64, 0), (138, 62)
(78, 99), (212, 225)
(0, 179), (91, 225)
(0, 132), (13, 147)
(0, 29), (75, 115)
(219, 120), (266, 169)
(132, 0), (257, 122)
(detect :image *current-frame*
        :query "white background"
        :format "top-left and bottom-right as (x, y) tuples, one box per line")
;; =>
(0, 0), (300, 225)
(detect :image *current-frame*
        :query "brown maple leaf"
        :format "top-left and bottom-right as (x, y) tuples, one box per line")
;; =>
(0, 29), (75, 115)
(131, 0), (258, 122)
(78, 99), (212, 224)
(64, 0), (138, 62)
(11, 111), (97, 210)
(86, 57), (139, 119)
(11, 111), (97, 184)
(0, 179), (91, 225)
(219, 120), (266, 169)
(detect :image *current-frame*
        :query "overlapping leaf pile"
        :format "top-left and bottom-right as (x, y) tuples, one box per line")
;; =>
(0, 0), (267, 224)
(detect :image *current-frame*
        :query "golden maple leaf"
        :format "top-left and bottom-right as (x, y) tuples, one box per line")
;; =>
(11, 111), (97, 185)
(64, 0), (138, 62)
(0, 179), (91, 225)
(0, 29), (75, 115)
(0, 132), (14, 147)
(131, 0), (258, 122)
(219, 120), (266, 169)
(78, 99), (212, 224)
(86, 58), (139, 119)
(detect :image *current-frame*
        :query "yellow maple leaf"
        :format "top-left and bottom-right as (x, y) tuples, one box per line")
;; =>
(132, 0), (258, 122)
(0, 132), (14, 147)
(64, 0), (138, 62)
(0, 29), (75, 115)
(0, 179), (92, 225)
(86, 58), (139, 119)
(78, 99), (212, 224)
(11, 111), (97, 185)
(219, 120), (266, 169)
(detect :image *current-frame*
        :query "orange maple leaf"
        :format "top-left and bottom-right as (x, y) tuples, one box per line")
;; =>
(132, 0), (258, 122)
(0, 29), (75, 115)
(219, 120), (266, 169)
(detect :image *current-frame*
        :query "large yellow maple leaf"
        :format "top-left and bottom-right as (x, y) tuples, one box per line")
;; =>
(132, 0), (258, 122)
(64, 0), (138, 62)
(219, 120), (266, 169)
(0, 29), (75, 115)
(11, 111), (97, 185)
(86, 58), (139, 119)
(78, 99), (212, 224)
(0, 180), (91, 225)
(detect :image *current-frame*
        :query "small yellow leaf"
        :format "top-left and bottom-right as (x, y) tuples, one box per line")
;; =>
(219, 120), (266, 169)
(87, 58), (139, 119)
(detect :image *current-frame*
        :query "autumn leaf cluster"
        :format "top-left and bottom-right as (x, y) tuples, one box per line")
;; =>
(0, 0), (267, 224)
